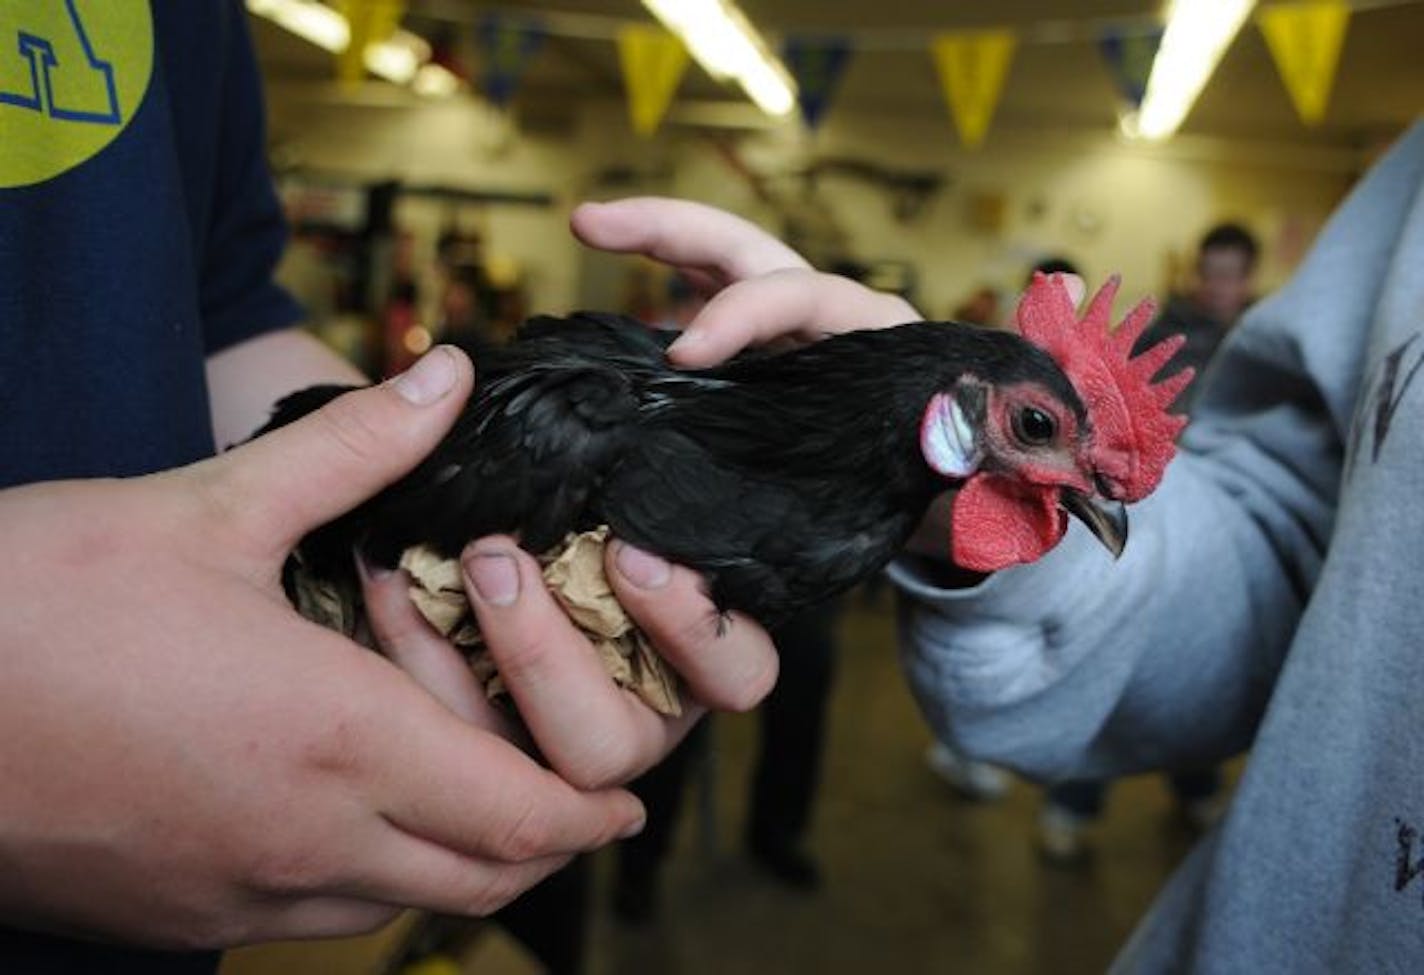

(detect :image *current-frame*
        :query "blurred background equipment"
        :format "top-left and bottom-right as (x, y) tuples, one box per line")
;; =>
(252, 0), (1420, 373)
(223, 2), (1422, 972)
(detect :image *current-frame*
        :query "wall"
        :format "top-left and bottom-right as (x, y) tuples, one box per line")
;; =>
(263, 83), (1360, 326)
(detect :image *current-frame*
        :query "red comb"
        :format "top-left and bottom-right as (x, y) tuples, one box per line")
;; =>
(1016, 272), (1190, 501)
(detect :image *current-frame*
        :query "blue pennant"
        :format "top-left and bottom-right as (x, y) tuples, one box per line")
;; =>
(783, 36), (851, 130)
(478, 15), (545, 108)
(1098, 26), (1163, 108)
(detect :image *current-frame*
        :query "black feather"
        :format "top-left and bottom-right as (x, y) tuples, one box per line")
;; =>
(261, 313), (1080, 627)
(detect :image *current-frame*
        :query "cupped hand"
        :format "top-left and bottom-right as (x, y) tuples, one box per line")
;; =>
(0, 348), (643, 948)
(361, 534), (780, 791)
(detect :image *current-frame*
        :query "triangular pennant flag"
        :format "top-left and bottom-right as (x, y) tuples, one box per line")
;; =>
(1098, 26), (1163, 108)
(336, 0), (406, 86)
(1257, 0), (1350, 125)
(783, 36), (852, 130)
(477, 15), (545, 108)
(617, 25), (689, 137)
(931, 30), (1017, 149)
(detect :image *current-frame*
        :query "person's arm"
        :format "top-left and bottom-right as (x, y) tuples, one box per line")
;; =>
(894, 416), (1330, 781)
(206, 328), (364, 448)
(894, 124), (1424, 781)
(0, 9), (781, 947)
(0, 352), (647, 947)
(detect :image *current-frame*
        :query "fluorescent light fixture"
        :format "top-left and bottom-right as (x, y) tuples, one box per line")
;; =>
(248, 0), (347, 49)
(642, 0), (797, 117)
(365, 31), (428, 84)
(412, 63), (463, 98)
(246, 0), (431, 86)
(1130, 0), (1256, 140)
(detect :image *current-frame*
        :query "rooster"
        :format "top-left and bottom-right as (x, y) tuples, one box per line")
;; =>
(262, 274), (1187, 629)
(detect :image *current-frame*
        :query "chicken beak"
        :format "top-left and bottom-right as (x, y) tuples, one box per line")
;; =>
(1060, 489), (1128, 559)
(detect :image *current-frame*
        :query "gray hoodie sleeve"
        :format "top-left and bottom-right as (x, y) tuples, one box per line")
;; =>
(892, 123), (1424, 781)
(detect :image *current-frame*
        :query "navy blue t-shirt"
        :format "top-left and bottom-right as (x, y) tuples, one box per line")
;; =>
(0, 0), (301, 487)
(0, 1), (300, 969)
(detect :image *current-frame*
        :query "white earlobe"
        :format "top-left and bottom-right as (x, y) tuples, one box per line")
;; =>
(920, 392), (980, 478)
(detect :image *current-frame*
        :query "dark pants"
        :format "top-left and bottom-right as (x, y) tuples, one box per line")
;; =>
(619, 723), (708, 883)
(621, 600), (841, 879)
(491, 856), (590, 975)
(747, 603), (839, 852)
(0, 930), (218, 975)
(1047, 766), (1223, 819)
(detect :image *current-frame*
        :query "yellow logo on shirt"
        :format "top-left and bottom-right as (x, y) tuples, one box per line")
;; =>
(0, 0), (153, 189)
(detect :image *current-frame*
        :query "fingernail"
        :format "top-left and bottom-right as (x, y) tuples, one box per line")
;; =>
(391, 347), (457, 406)
(464, 551), (520, 607)
(619, 814), (646, 839)
(667, 332), (701, 357)
(615, 542), (670, 590)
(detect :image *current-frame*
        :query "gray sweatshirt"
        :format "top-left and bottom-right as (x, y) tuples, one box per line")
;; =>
(891, 121), (1424, 972)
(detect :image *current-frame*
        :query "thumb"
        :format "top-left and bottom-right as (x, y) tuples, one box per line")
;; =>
(210, 346), (474, 553)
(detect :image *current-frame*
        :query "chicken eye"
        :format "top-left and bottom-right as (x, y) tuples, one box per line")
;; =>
(1014, 406), (1056, 446)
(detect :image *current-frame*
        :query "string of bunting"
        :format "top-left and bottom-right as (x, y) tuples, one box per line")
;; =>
(336, 0), (1406, 144)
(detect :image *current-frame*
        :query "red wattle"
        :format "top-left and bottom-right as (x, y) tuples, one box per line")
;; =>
(951, 475), (1067, 572)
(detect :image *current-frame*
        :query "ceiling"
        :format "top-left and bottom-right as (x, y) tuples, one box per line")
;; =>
(252, 1), (1424, 146)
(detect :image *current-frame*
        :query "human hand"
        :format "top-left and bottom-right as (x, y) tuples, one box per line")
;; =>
(0, 348), (643, 949)
(361, 534), (780, 789)
(571, 196), (921, 368)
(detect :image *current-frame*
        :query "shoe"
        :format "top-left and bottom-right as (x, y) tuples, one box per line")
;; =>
(925, 742), (1011, 801)
(1037, 803), (1093, 866)
(748, 840), (822, 891)
(612, 866), (659, 924)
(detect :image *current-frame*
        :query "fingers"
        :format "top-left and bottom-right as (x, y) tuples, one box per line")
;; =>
(243, 843), (569, 942)
(461, 538), (697, 789)
(607, 541), (777, 713)
(669, 268), (921, 368)
(572, 198), (921, 369)
(357, 555), (508, 733)
(263, 834), (571, 938)
(342, 825), (572, 919)
(253, 898), (401, 944)
(570, 198), (810, 283)
(368, 678), (645, 859)
(206, 347), (474, 555)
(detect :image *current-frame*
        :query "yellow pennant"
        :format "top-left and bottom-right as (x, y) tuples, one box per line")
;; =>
(931, 30), (1017, 149)
(336, 0), (407, 86)
(1257, 0), (1350, 125)
(617, 25), (689, 137)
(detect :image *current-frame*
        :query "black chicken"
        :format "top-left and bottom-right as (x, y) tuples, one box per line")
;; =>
(262, 274), (1185, 630)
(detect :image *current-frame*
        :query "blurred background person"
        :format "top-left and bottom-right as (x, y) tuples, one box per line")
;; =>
(614, 601), (843, 923)
(1134, 223), (1260, 411)
(613, 266), (847, 917)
